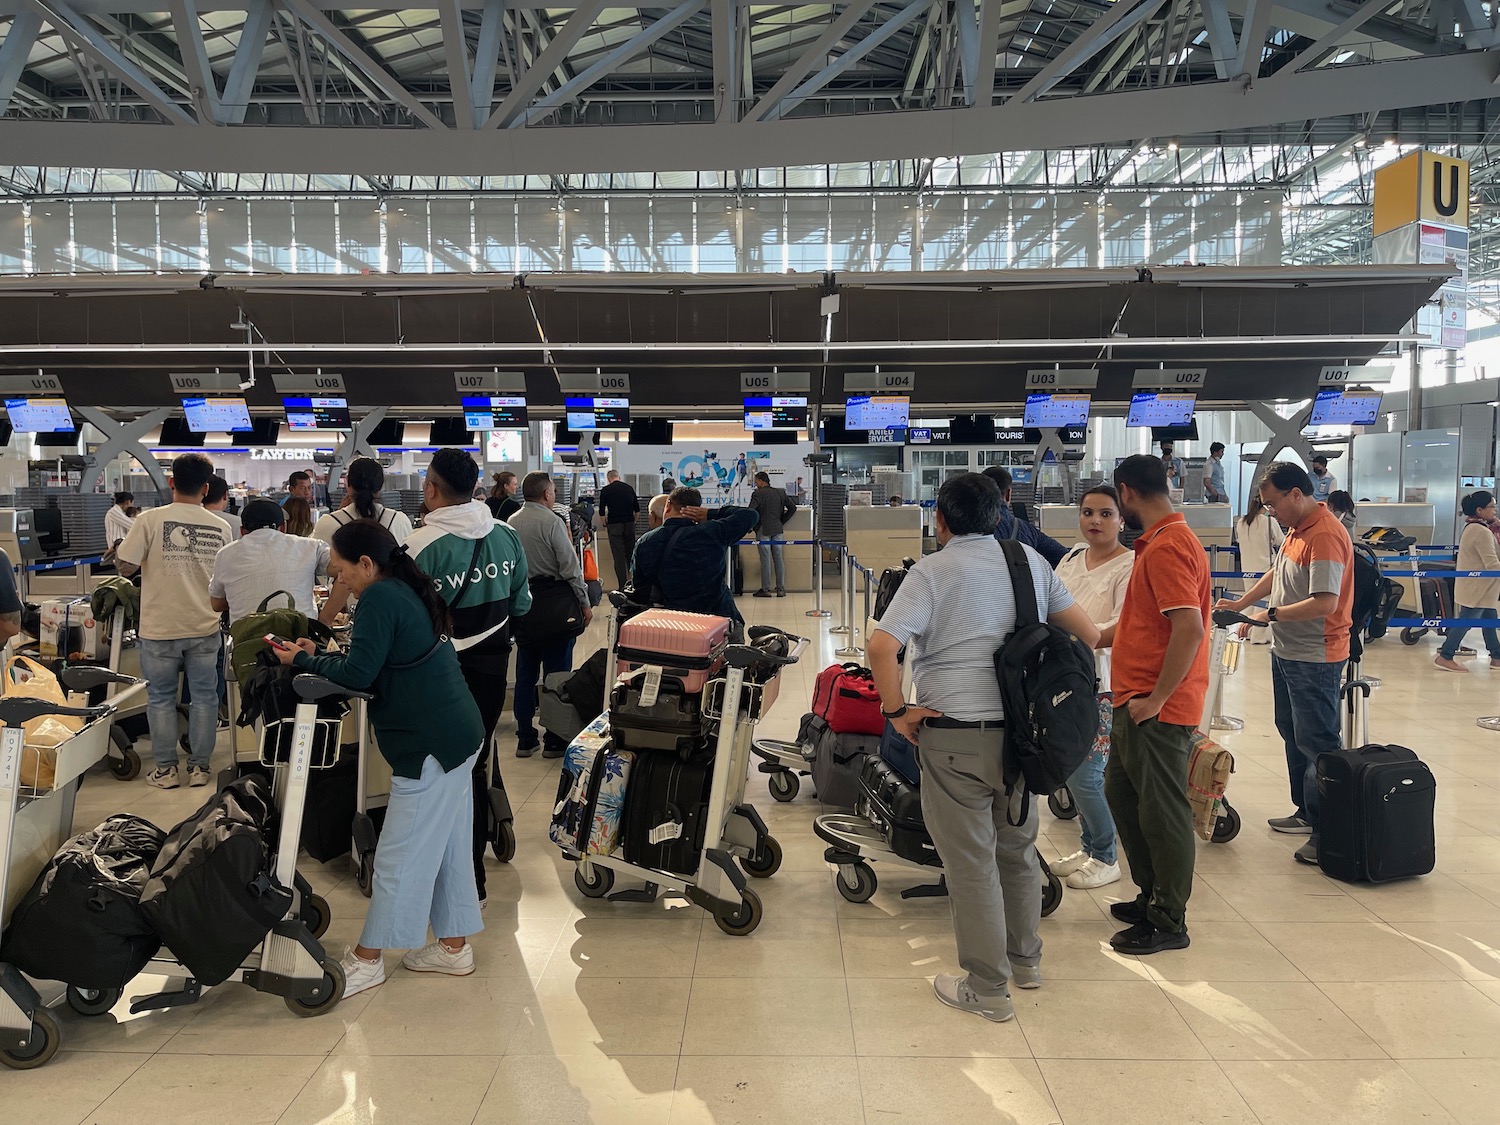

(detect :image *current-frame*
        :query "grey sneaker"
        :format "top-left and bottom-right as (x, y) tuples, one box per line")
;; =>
(187, 766), (210, 787)
(146, 766), (180, 790)
(933, 973), (1014, 1022)
(1010, 964), (1042, 990)
(1268, 815), (1312, 835)
(1294, 836), (1320, 866)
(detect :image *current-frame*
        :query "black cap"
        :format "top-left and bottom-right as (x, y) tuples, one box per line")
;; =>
(241, 498), (286, 533)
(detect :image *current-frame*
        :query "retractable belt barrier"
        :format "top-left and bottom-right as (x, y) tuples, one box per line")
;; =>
(26, 555), (106, 572)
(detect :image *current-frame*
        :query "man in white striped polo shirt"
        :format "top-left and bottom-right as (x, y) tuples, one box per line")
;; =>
(868, 473), (1099, 1024)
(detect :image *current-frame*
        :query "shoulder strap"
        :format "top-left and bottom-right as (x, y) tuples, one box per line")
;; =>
(256, 590), (295, 613)
(1000, 539), (1039, 630)
(332, 508), (353, 527)
(381, 507), (398, 529)
(444, 536), (487, 609)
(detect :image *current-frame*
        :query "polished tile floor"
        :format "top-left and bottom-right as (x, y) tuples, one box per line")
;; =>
(9, 590), (1500, 1124)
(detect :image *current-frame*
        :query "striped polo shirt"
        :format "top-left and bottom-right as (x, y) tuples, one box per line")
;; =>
(874, 534), (1073, 721)
(1271, 502), (1353, 664)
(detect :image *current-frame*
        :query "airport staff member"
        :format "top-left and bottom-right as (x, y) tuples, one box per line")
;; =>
(868, 473), (1096, 1024)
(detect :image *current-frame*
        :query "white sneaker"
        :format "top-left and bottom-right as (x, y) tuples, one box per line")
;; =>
(933, 973), (1014, 1022)
(340, 950), (386, 998)
(401, 941), (476, 977)
(146, 766), (179, 790)
(187, 766), (210, 787)
(1066, 857), (1122, 890)
(1049, 850), (1089, 877)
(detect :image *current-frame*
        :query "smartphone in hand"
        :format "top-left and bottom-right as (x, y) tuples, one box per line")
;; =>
(264, 634), (294, 651)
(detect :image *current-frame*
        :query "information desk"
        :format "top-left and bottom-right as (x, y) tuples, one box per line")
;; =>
(845, 504), (923, 585)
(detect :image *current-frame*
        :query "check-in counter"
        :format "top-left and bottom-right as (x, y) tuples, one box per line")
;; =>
(1353, 502), (1436, 611)
(845, 505), (923, 588)
(596, 507), (816, 594)
(24, 556), (110, 600)
(1038, 504), (1083, 547)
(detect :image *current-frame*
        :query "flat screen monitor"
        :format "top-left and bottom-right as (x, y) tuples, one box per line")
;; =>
(428, 418), (474, 446)
(629, 417), (672, 444)
(246, 417), (281, 445)
(1127, 391), (1196, 428)
(1022, 393), (1092, 428)
(461, 395), (528, 430)
(6, 397), (74, 433)
(744, 395), (808, 431)
(158, 418), (204, 447)
(564, 396), (630, 431)
(366, 418), (405, 446)
(282, 396), (352, 431)
(845, 394), (909, 430)
(1310, 389), (1383, 427)
(182, 396), (253, 433)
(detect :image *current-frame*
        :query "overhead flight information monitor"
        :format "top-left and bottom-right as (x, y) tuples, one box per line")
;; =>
(1127, 391), (1196, 428)
(565, 396), (630, 431)
(283, 396), (352, 431)
(5, 397), (74, 432)
(462, 396), (528, 430)
(1022, 393), (1091, 428)
(1310, 389), (1383, 427)
(845, 394), (909, 430)
(744, 395), (808, 431)
(183, 396), (253, 432)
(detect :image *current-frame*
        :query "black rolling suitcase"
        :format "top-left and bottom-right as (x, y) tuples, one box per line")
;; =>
(610, 672), (706, 755)
(1317, 745), (1435, 883)
(857, 755), (940, 867)
(621, 752), (713, 876)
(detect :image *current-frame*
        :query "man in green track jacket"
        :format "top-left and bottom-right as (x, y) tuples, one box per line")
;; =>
(408, 447), (532, 903)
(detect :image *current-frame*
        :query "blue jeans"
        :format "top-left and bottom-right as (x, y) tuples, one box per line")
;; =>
(513, 636), (577, 745)
(1439, 606), (1500, 660)
(361, 748), (484, 950)
(179, 634), (226, 709)
(1067, 694), (1117, 864)
(756, 537), (786, 593)
(1271, 654), (1345, 831)
(138, 633), (221, 771)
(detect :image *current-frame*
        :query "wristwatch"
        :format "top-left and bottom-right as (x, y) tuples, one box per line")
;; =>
(1266, 606), (1279, 623)
(881, 703), (909, 719)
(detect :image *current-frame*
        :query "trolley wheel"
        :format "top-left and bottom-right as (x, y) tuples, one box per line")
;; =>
(301, 893), (331, 940)
(767, 770), (800, 803)
(743, 835), (783, 879)
(108, 731), (141, 781)
(355, 851), (374, 899)
(714, 887), (764, 937)
(1, 1008), (61, 1070)
(1041, 868), (1063, 917)
(490, 820), (516, 864)
(574, 864), (615, 899)
(835, 862), (878, 904)
(1211, 802), (1243, 844)
(65, 986), (120, 1017)
(285, 958), (344, 1018)
(1047, 787), (1079, 820)
(1400, 628), (1421, 646)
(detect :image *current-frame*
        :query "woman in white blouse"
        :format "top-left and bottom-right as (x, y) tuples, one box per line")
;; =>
(1233, 493), (1285, 643)
(1050, 486), (1134, 890)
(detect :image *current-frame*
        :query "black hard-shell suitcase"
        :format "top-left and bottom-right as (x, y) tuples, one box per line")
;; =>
(622, 752), (712, 876)
(138, 774), (294, 986)
(0, 814), (165, 990)
(300, 754), (357, 863)
(804, 712), (880, 809)
(610, 672), (706, 754)
(857, 755), (940, 867)
(1317, 744), (1435, 883)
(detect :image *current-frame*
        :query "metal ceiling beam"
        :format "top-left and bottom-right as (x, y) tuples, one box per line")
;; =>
(712, 0), (736, 121)
(22, 0), (197, 123)
(745, 0), (878, 122)
(762, 0), (928, 121)
(470, 0), (504, 127)
(1288, 0), (1402, 70)
(0, 9), (43, 114)
(167, 0), (220, 122)
(1225, 0), (1436, 56)
(221, 0), (271, 123)
(485, 0), (607, 127)
(956, 0), (979, 103)
(1200, 0), (1237, 77)
(1009, 0), (1173, 103)
(276, 0), (448, 128)
(439, 0), (474, 129)
(972, 0), (1003, 106)
(1234, 0), (1275, 80)
(1446, 0), (1496, 48)
(510, 0), (706, 127)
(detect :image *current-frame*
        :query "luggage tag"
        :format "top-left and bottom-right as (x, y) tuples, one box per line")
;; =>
(639, 665), (664, 708)
(648, 816), (683, 845)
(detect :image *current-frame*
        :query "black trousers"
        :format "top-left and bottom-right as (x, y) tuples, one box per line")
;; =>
(459, 649), (512, 898)
(607, 521), (636, 590)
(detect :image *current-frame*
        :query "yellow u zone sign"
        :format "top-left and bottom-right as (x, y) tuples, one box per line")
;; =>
(1373, 151), (1469, 235)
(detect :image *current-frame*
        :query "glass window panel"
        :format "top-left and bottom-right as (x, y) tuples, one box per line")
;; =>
(248, 199), (295, 272)
(293, 200), (340, 273)
(428, 198), (474, 271)
(473, 198), (516, 272)
(1011, 194), (1055, 266)
(70, 204), (116, 271)
(158, 201), (205, 272)
(607, 197), (653, 270)
(0, 204), (25, 273)
(963, 196), (1010, 270)
(517, 198), (563, 271)
(206, 201), (251, 271)
(650, 198), (695, 271)
(739, 199), (781, 271)
(1100, 192), (1148, 267)
(870, 196), (916, 270)
(786, 196), (830, 272)
(1193, 196), (1238, 264)
(565, 199), (610, 270)
(919, 196), (969, 271)
(385, 200), (429, 272)
(1053, 198), (1097, 267)
(693, 201), (737, 271)
(338, 202), (384, 272)
(113, 201), (160, 271)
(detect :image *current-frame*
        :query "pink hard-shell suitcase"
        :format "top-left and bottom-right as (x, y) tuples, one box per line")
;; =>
(616, 608), (731, 692)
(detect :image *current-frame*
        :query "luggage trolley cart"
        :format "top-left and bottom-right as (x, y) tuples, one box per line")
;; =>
(567, 601), (808, 937)
(1, 666), (146, 1068)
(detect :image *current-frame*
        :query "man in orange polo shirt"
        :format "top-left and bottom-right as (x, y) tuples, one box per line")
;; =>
(1099, 455), (1210, 954)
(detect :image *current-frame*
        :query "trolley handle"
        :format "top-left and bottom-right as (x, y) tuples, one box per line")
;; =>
(724, 634), (810, 670)
(0, 698), (111, 726)
(1211, 609), (1264, 629)
(59, 665), (147, 693)
(292, 673), (374, 704)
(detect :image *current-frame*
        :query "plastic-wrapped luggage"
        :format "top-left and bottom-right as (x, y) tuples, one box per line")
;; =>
(0, 814), (165, 990)
(550, 714), (636, 857)
(616, 608), (730, 691)
(138, 774), (293, 986)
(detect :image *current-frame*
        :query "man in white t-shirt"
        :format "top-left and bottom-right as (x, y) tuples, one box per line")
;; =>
(104, 491), (134, 552)
(116, 453), (229, 790)
(210, 498), (330, 624)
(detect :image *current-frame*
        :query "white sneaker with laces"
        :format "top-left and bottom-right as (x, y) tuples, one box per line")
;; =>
(933, 973), (1014, 1022)
(401, 941), (476, 976)
(1066, 857), (1122, 890)
(187, 766), (210, 787)
(340, 950), (386, 998)
(1049, 850), (1089, 877)
(146, 766), (179, 790)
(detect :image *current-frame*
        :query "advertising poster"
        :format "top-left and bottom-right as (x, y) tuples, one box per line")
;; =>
(615, 442), (814, 505)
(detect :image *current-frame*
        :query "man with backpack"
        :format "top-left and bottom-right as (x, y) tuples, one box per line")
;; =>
(1102, 455), (1211, 954)
(982, 466), (1067, 566)
(408, 448), (532, 902)
(868, 473), (1097, 1023)
(746, 471), (795, 597)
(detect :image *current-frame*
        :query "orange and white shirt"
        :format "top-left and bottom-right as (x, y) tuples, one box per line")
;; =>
(1270, 502), (1353, 664)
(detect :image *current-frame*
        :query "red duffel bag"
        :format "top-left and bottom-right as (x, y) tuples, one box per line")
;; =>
(811, 662), (885, 736)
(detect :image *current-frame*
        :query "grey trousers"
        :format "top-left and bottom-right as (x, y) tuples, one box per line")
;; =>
(919, 724), (1042, 998)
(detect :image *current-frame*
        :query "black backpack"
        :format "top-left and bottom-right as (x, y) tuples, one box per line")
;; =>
(1348, 541), (1392, 656)
(872, 557), (917, 621)
(993, 539), (1099, 825)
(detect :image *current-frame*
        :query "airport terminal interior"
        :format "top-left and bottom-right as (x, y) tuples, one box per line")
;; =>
(3, 1), (1500, 1122)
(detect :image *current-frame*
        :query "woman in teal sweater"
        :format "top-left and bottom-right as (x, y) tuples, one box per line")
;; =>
(275, 519), (485, 998)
